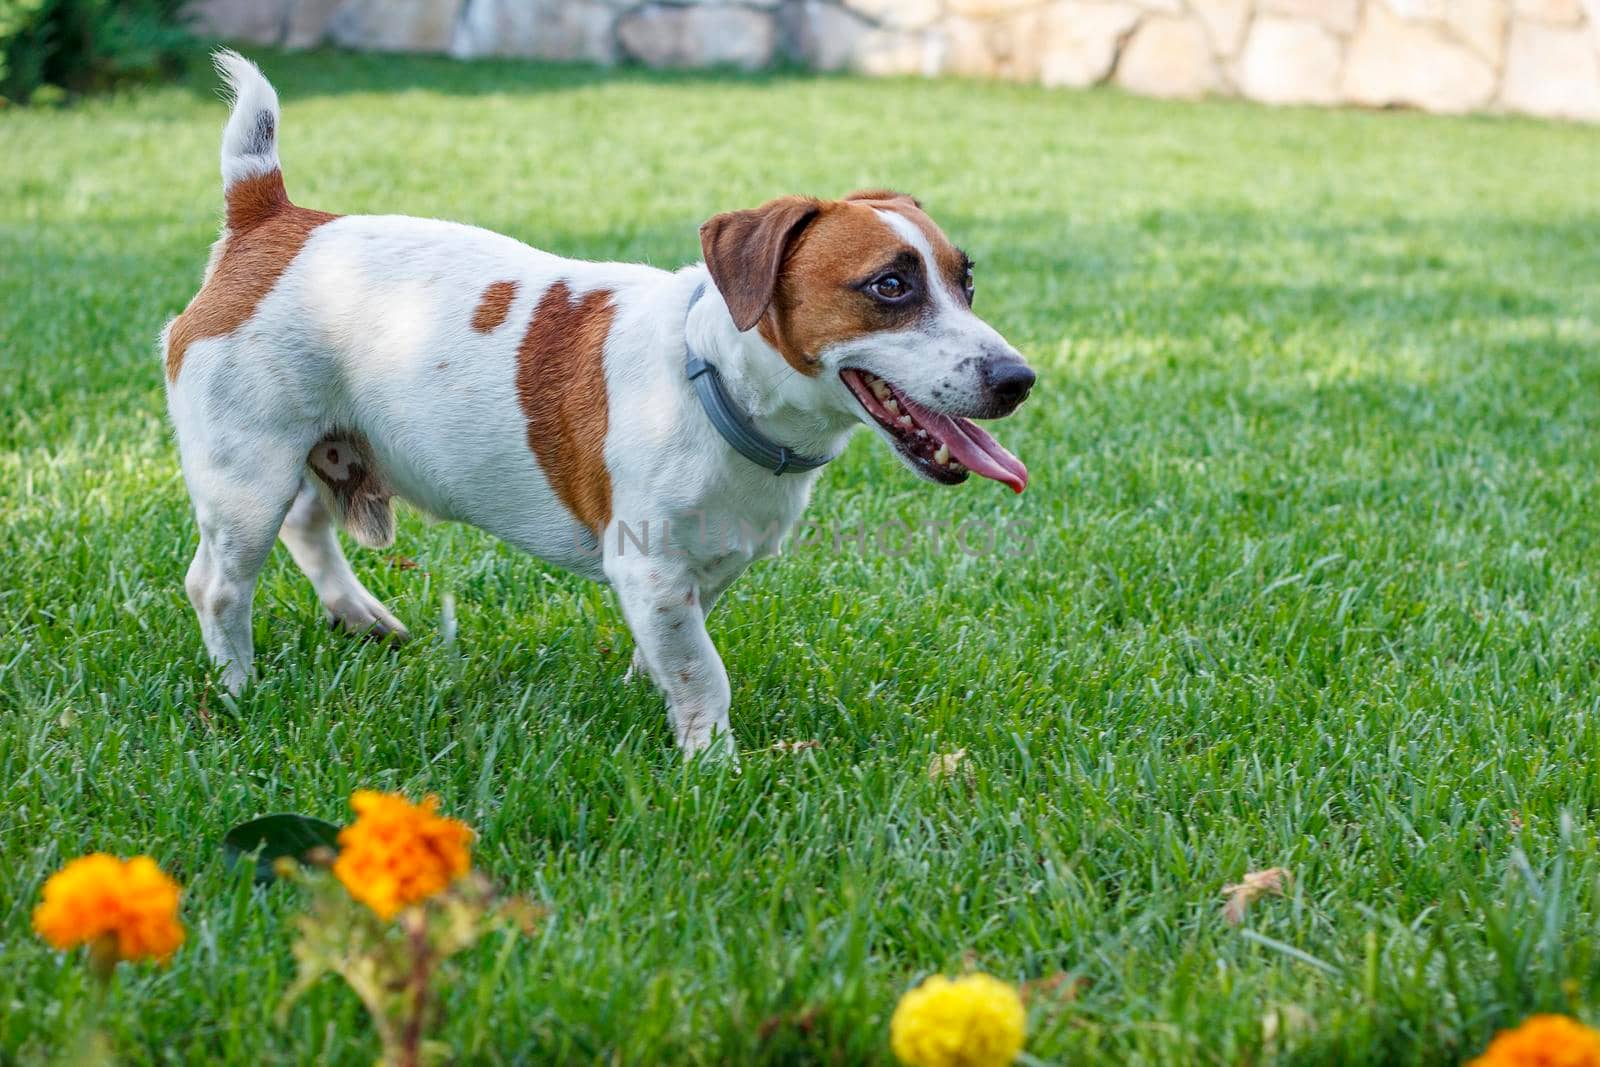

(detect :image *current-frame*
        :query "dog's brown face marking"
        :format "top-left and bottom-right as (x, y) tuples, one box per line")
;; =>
(841, 189), (971, 304)
(166, 170), (336, 381)
(471, 280), (519, 333)
(759, 201), (899, 375)
(700, 190), (970, 376)
(515, 281), (617, 534)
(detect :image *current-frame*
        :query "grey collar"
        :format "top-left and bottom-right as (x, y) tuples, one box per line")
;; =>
(683, 282), (834, 477)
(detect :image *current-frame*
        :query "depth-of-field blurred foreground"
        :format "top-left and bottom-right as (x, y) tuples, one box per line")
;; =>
(4, 49), (1600, 1066)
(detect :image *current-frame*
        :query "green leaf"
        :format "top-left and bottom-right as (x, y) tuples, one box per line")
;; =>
(223, 814), (341, 885)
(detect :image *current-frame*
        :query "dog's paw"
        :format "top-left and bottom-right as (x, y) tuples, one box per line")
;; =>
(622, 647), (650, 685)
(221, 663), (252, 695)
(324, 589), (410, 643)
(679, 729), (739, 771)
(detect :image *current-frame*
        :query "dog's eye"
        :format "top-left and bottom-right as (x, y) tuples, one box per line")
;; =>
(963, 267), (975, 304)
(870, 273), (910, 302)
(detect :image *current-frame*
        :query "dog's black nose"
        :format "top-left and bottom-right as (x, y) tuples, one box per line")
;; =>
(982, 358), (1035, 410)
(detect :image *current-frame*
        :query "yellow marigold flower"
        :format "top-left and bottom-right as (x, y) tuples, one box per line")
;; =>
(333, 790), (472, 920)
(1468, 1015), (1600, 1067)
(890, 973), (1026, 1067)
(32, 854), (185, 964)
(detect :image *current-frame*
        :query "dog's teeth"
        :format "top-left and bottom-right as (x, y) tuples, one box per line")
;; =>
(916, 429), (927, 438)
(934, 443), (950, 465)
(871, 381), (892, 401)
(883, 399), (900, 415)
(897, 415), (913, 428)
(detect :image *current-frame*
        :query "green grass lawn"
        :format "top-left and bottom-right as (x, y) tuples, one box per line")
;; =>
(5, 47), (1600, 1066)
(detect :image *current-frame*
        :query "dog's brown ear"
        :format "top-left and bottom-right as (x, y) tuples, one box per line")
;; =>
(699, 196), (821, 332)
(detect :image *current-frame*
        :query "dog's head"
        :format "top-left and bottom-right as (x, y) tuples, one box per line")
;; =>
(700, 190), (1032, 493)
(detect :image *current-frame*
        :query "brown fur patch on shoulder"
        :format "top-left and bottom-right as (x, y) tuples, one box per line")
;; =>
(515, 282), (616, 534)
(166, 170), (335, 381)
(307, 431), (395, 549)
(471, 280), (519, 333)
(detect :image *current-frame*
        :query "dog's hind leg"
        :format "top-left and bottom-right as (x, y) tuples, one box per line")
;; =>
(179, 436), (305, 694)
(278, 477), (408, 641)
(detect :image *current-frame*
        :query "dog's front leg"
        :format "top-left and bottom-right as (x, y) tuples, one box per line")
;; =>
(623, 570), (737, 685)
(607, 555), (733, 759)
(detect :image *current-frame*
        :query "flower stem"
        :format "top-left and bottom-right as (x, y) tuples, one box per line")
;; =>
(399, 908), (432, 1067)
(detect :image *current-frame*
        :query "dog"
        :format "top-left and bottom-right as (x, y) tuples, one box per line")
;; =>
(164, 51), (1035, 757)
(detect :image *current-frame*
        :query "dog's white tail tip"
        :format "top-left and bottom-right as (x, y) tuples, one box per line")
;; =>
(213, 48), (281, 192)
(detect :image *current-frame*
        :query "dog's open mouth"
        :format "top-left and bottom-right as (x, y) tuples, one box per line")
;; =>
(840, 369), (1028, 493)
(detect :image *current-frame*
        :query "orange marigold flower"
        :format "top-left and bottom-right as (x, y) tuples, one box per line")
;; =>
(1468, 1015), (1600, 1067)
(32, 854), (185, 964)
(333, 790), (473, 920)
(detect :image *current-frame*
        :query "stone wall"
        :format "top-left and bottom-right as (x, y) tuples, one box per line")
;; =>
(189, 0), (1600, 121)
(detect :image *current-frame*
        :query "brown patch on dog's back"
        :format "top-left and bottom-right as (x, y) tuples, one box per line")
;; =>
(307, 431), (395, 548)
(471, 280), (518, 332)
(515, 281), (616, 534)
(166, 170), (336, 381)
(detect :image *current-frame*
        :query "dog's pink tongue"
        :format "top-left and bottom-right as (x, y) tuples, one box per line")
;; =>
(898, 395), (1029, 493)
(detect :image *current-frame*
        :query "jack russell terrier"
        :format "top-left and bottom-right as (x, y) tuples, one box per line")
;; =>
(164, 51), (1035, 757)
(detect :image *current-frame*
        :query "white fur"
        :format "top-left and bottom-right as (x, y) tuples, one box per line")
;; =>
(213, 50), (280, 191)
(165, 56), (1027, 758)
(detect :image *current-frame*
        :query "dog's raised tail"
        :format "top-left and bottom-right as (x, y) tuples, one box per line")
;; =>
(213, 49), (285, 229)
